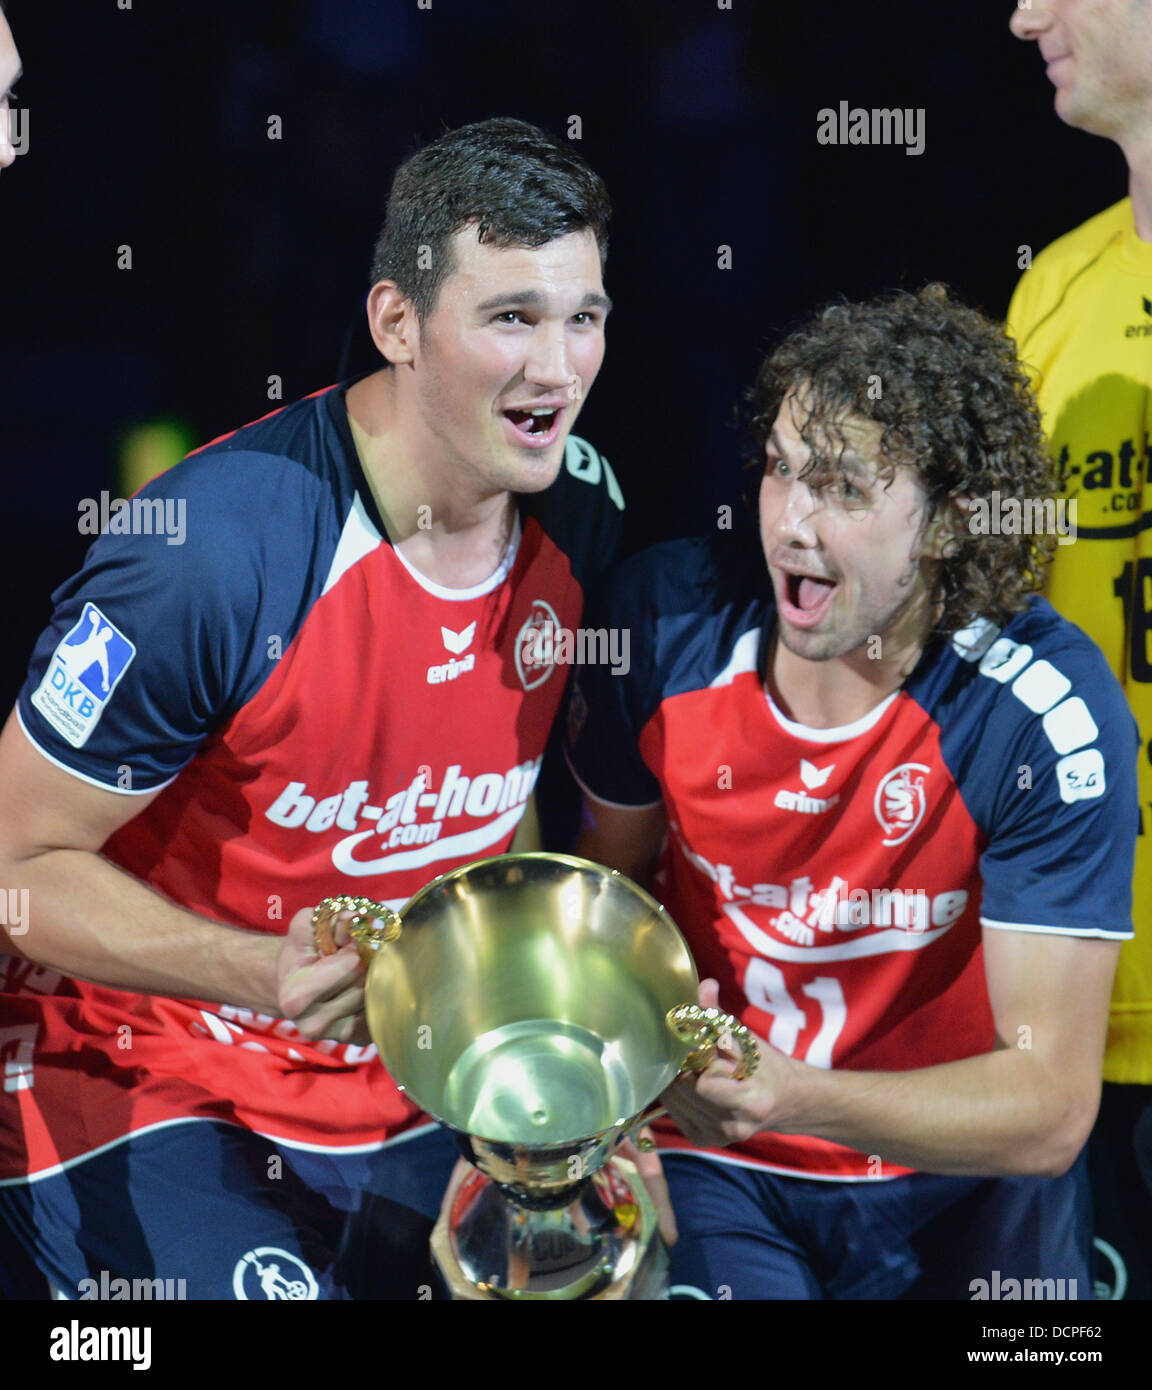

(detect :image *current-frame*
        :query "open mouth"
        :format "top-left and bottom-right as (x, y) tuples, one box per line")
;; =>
(504, 407), (562, 445)
(780, 570), (838, 627)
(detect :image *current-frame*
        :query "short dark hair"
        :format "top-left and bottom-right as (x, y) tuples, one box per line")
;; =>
(369, 118), (611, 323)
(745, 283), (1058, 633)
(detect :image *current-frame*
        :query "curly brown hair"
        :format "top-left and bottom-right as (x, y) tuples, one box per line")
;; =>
(745, 283), (1058, 634)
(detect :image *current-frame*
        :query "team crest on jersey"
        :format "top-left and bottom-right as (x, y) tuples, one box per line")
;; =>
(233, 1247), (318, 1300)
(30, 603), (136, 748)
(514, 599), (560, 691)
(874, 763), (929, 846)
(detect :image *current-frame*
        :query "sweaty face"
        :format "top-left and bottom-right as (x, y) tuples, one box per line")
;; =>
(759, 395), (937, 664)
(0, 11), (20, 173)
(1009, 0), (1152, 139)
(409, 228), (609, 498)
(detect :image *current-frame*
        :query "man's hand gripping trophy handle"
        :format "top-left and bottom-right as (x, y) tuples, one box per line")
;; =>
(626, 1000), (761, 1151)
(310, 896), (402, 961)
(274, 897), (400, 1045)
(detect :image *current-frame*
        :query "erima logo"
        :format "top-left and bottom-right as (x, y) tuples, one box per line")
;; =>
(799, 759), (834, 789)
(441, 621), (475, 655)
(428, 621), (476, 684)
(775, 760), (839, 814)
(1124, 297), (1152, 337)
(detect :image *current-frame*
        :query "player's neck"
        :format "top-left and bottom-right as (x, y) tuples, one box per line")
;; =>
(768, 645), (918, 730)
(767, 607), (932, 731)
(1124, 134), (1152, 240)
(344, 371), (517, 590)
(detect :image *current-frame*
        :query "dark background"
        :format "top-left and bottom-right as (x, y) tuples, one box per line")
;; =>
(0, 0), (1127, 714)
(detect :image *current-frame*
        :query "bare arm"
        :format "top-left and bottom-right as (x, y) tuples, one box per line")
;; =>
(574, 791), (667, 889)
(0, 711), (366, 1040)
(665, 929), (1118, 1177)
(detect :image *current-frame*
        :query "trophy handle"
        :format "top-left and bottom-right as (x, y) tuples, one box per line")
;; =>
(311, 896), (402, 965)
(626, 1005), (761, 1152)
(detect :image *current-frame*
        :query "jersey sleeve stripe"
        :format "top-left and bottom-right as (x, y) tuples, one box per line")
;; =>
(15, 705), (179, 797)
(562, 747), (663, 811)
(981, 916), (1133, 940)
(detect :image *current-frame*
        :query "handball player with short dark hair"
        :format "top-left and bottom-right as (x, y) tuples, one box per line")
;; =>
(0, 117), (624, 1299)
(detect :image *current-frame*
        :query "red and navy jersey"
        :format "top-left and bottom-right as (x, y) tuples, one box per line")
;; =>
(566, 537), (1138, 1180)
(1, 380), (624, 1180)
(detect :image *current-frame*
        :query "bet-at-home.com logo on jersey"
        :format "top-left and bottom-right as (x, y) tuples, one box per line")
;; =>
(265, 758), (542, 877)
(675, 829), (968, 960)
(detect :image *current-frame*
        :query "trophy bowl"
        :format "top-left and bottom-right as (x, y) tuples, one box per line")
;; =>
(362, 853), (697, 1185)
(313, 852), (757, 1299)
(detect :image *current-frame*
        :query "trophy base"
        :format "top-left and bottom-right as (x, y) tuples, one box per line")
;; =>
(431, 1156), (669, 1301)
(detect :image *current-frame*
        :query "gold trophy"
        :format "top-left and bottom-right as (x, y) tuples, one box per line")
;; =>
(313, 853), (758, 1300)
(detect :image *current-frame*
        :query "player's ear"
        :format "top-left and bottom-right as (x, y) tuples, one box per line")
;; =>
(366, 280), (418, 367)
(923, 493), (970, 560)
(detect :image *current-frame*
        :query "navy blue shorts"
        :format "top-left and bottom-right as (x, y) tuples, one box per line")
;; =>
(1087, 1082), (1152, 1299)
(661, 1149), (1093, 1301)
(0, 1120), (461, 1300)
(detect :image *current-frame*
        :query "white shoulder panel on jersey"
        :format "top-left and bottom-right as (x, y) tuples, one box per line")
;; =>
(321, 492), (382, 597)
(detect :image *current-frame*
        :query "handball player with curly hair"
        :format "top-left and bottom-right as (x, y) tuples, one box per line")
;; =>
(567, 284), (1138, 1300)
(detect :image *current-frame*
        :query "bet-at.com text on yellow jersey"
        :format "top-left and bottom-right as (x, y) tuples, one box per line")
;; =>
(1008, 198), (1152, 1083)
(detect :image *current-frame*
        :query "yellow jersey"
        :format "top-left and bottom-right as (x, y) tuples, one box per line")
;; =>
(1008, 198), (1152, 1083)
